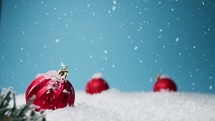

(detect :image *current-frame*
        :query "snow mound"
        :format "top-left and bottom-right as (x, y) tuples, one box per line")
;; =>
(36, 70), (60, 79)
(91, 73), (103, 79)
(16, 89), (215, 121)
(36, 70), (67, 82)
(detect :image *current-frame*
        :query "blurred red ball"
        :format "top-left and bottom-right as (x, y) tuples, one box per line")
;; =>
(153, 75), (177, 92)
(25, 70), (75, 111)
(86, 73), (109, 94)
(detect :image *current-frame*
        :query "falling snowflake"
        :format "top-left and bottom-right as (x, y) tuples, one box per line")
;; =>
(104, 50), (108, 54)
(55, 39), (60, 43)
(175, 37), (179, 42)
(209, 85), (213, 90)
(60, 62), (66, 68)
(134, 46), (138, 50)
(201, 1), (205, 6)
(171, 8), (175, 12)
(112, 6), (116, 11)
(140, 60), (143, 63)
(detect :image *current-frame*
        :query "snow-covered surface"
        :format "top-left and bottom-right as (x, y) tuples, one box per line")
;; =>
(16, 89), (215, 121)
(91, 73), (103, 79)
(158, 74), (171, 79)
(36, 70), (64, 81)
(35, 70), (67, 92)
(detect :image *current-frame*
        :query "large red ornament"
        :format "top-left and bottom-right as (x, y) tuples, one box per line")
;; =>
(86, 73), (109, 94)
(25, 67), (75, 111)
(153, 75), (177, 92)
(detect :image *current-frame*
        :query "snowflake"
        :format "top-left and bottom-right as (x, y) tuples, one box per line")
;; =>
(209, 85), (213, 90)
(175, 37), (179, 42)
(55, 39), (60, 43)
(134, 46), (138, 50)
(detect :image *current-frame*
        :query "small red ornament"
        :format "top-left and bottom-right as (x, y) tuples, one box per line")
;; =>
(25, 67), (75, 111)
(153, 75), (177, 92)
(86, 73), (109, 94)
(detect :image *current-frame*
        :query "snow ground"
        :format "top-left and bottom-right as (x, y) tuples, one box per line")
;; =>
(16, 89), (215, 121)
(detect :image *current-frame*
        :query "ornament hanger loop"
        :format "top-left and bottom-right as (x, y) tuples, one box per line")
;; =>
(58, 66), (69, 78)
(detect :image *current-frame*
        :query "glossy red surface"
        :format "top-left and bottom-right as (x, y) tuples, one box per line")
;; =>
(25, 75), (75, 111)
(86, 78), (109, 94)
(154, 77), (177, 92)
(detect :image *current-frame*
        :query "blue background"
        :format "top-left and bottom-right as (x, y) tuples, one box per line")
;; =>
(0, 0), (215, 94)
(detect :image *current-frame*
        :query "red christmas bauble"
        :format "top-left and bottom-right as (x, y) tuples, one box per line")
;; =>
(86, 73), (109, 94)
(153, 75), (177, 92)
(25, 67), (75, 111)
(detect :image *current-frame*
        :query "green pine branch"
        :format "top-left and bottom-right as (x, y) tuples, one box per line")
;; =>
(0, 88), (46, 121)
